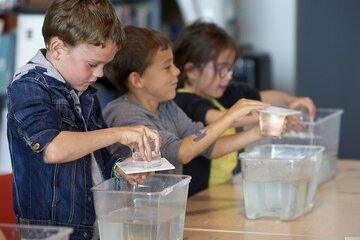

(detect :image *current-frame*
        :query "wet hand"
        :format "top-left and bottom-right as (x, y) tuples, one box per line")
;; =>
(232, 111), (259, 127)
(115, 157), (155, 185)
(125, 172), (154, 186)
(117, 126), (161, 161)
(284, 115), (304, 132)
(227, 98), (269, 122)
(289, 97), (316, 118)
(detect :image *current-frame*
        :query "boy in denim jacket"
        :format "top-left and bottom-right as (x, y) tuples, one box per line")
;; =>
(7, 0), (160, 239)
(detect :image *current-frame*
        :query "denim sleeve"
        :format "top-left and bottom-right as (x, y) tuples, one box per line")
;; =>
(7, 79), (61, 153)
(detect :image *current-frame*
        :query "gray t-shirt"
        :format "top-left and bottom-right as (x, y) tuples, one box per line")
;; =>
(103, 95), (214, 174)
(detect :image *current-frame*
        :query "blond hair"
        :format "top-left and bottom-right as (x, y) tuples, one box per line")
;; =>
(42, 0), (124, 48)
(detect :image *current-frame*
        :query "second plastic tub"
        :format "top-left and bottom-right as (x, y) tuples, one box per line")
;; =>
(239, 144), (324, 221)
(248, 108), (343, 184)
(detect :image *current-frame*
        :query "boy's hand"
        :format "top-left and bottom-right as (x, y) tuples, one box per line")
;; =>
(121, 170), (154, 186)
(114, 157), (154, 185)
(232, 111), (259, 128)
(227, 98), (269, 123)
(285, 115), (304, 132)
(289, 97), (316, 118)
(117, 126), (161, 161)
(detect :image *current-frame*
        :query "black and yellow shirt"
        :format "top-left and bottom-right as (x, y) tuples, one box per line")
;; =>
(175, 84), (261, 192)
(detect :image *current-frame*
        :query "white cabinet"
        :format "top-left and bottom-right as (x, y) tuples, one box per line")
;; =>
(15, 14), (45, 70)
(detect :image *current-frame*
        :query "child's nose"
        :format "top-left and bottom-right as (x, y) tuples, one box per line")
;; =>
(93, 67), (104, 78)
(173, 65), (180, 77)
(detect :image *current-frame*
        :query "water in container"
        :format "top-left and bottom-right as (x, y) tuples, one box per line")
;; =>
(98, 206), (184, 240)
(243, 178), (317, 220)
(92, 174), (191, 240)
(240, 144), (324, 220)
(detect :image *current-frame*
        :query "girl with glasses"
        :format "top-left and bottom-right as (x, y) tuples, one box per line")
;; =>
(173, 21), (316, 193)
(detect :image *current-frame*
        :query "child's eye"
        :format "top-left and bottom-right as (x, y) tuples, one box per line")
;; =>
(88, 63), (98, 68)
(164, 65), (171, 70)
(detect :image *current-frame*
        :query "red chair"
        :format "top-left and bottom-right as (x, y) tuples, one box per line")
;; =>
(0, 173), (16, 223)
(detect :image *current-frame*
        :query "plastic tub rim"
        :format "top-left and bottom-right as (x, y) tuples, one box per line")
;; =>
(91, 174), (192, 197)
(301, 108), (344, 126)
(239, 144), (325, 163)
(0, 223), (73, 240)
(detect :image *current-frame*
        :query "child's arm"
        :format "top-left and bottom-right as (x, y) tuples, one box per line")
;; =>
(7, 80), (160, 165)
(176, 93), (258, 128)
(210, 125), (260, 158)
(177, 99), (267, 164)
(44, 126), (160, 164)
(207, 92), (315, 127)
(205, 108), (258, 128)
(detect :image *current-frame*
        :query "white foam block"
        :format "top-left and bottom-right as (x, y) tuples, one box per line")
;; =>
(116, 158), (175, 175)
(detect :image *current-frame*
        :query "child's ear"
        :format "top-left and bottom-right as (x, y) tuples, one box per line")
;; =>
(128, 72), (143, 89)
(47, 37), (66, 60)
(184, 62), (200, 84)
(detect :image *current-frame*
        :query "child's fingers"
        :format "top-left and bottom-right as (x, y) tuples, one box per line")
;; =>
(128, 177), (137, 186)
(285, 116), (304, 132)
(289, 97), (316, 118)
(136, 136), (146, 161)
(146, 128), (161, 154)
(232, 99), (269, 113)
(248, 104), (269, 110)
(137, 174), (146, 185)
(142, 134), (151, 161)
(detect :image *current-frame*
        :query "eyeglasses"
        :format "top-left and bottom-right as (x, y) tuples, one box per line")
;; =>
(216, 65), (233, 78)
(203, 63), (233, 78)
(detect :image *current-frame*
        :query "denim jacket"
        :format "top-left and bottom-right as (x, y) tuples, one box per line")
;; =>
(7, 50), (120, 239)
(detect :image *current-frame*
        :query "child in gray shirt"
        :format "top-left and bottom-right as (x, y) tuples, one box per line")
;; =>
(103, 26), (268, 190)
(104, 95), (210, 174)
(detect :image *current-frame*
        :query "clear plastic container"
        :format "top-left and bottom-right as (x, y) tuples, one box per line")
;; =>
(0, 224), (73, 240)
(259, 112), (286, 137)
(250, 108), (343, 184)
(91, 174), (191, 240)
(258, 106), (300, 137)
(239, 144), (324, 221)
